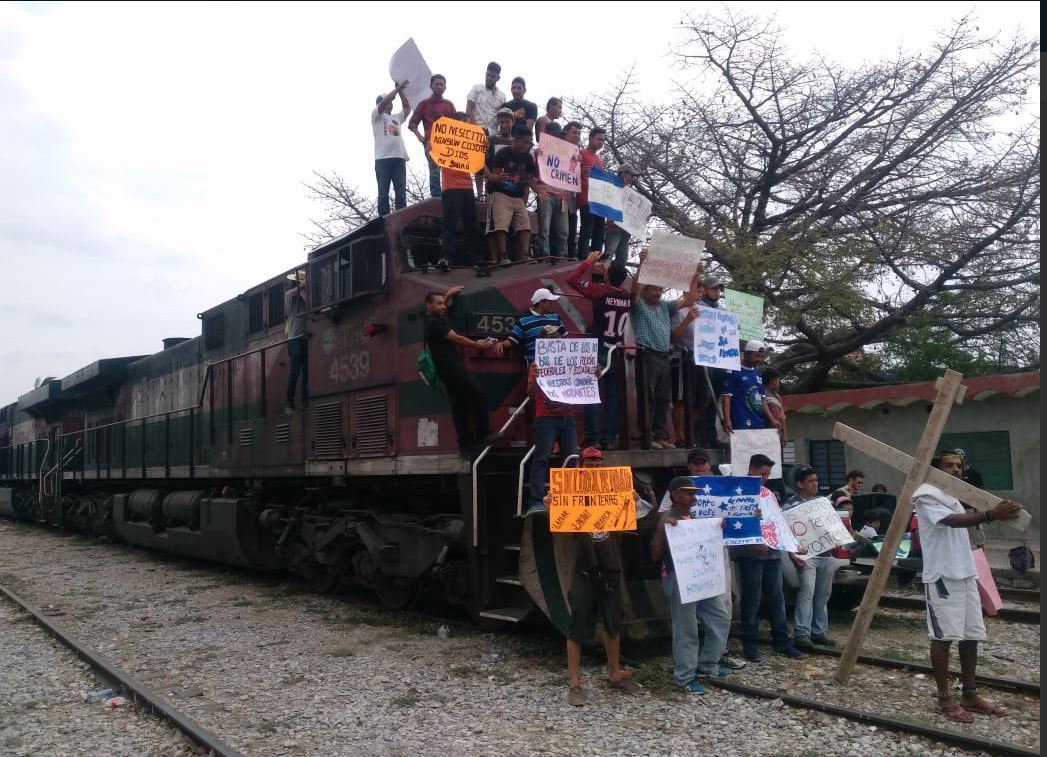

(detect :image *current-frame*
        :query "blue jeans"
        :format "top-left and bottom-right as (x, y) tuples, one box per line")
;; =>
(736, 556), (790, 649)
(537, 194), (569, 256)
(285, 337), (308, 405)
(529, 416), (578, 507)
(577, 204), (605, 259)
(583, 351), (621, 446)
(793, 555), (836, 640)
(662, 574), (711, 684)
(695, 591), (731, 674)
(426, 154), (442, 198)
(375, 158), (407, 217)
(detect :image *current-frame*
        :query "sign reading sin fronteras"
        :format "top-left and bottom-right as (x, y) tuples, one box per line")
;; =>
(548, 466), (636, 533)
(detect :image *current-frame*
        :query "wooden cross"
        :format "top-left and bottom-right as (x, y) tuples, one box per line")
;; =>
(832, 369), (1032, 683)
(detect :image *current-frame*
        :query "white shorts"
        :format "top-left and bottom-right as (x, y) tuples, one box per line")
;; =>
(924, 576), (986, 642)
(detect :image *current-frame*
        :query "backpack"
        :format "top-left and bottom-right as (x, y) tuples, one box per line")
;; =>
(417, 342), (440, 388)
(1009, 543), (1035, 574)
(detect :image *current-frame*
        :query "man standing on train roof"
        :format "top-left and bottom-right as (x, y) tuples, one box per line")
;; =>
(576, 127), (607, 259)
(499, 287), (565, 364)
(561, 121), (584, 259)
(284, 269), (309, 415)
(371, 80), (411, 217)
(408, 74), (456, 199)
(465, 61), (504, 136)
(484, 125), (547, 265)
(566, 251), (631, 449)
(423, 286), (497, 454)
(534, 96), (563, 143)
(602, 163), (639, 267)
(500, 76), (538, 131)
(540, 446), (651, 705)
(915, 450), (1021, 723)
(435, 111), (481, 274)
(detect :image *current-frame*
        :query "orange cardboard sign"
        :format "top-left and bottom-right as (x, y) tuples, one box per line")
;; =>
(548, 466), (636, 533)
(428, 117), (488, 174)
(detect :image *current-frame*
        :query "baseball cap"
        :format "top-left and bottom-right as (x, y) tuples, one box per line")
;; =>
(618, 163), (638, 175)
(668, 476), (700, 492)
(375, 95), (384, 105)
(531, 287), (561, 305)
(686, 448), (711, 465)
(702, 274), (725, 288)
(743, 340), (765, 353)
(496, 107), (515, 119)
(581, 446), (603, 460)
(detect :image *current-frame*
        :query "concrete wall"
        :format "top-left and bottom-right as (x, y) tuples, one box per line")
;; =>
(787, 392), (1040, 545)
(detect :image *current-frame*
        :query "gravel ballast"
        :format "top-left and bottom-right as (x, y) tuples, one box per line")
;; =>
(0, 521), (1038, 756)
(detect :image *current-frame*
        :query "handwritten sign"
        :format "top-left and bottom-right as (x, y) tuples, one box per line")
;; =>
(549, 466), (636, 533)
(428, 117), (488, 174)
(639, 232), (704, 291)
(693, 308), (741, 370)
(783, 497), (853, 554)
(730, 429), (783, 480)
(535, 338), (600, 404)
(723, 289), (765, 342)
(537, 133), (580, 193)
(615, 186), (652, 238)
(759, 489), (798, 551)
(665, 518), (727, 603)
(690, 476), (763, 545)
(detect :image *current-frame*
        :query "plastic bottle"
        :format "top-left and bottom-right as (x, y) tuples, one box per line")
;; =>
(83, 688), (118, 703)
(437, 625), (450, 639)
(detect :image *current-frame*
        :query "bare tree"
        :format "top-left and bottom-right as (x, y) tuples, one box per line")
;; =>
(301, 167), (430, 248)
(574, 12), (1040, 390)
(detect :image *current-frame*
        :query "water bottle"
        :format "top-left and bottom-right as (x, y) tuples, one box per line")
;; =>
(437, 624), (450, 639)
(483, 648), (501, 664)
(83, 688), (118, 703)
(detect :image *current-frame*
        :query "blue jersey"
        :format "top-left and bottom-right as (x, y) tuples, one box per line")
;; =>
(508, 310), (566, 363)
(722, 366), (766, 430)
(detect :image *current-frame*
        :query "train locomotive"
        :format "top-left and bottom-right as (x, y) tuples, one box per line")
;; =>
(0, 198), (714, 638)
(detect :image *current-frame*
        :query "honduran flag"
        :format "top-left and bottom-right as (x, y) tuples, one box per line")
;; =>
(587, 167), (624, 221)
(689, 476), (764, 546)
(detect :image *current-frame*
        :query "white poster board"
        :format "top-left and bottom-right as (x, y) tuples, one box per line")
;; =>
(388, 38), (432, 122)
(693, 308), (741, 370)
(665, 518), (727, 603)
(535, 338), (600, 404)
(639, 232), (704, 291)
(730, 429), (783, 480)
(783, 497), (853, 554)
(537, 133), (581, 193)
(615, 186), (652, 238)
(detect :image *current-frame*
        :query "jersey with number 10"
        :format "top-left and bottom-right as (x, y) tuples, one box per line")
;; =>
(566, 258), (631, 349)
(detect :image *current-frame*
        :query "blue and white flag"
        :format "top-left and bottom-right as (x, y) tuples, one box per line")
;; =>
(587, 167), (624, 221)
(690, 476), (763, 546)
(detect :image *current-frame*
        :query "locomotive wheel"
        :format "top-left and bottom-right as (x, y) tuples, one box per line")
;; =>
(300, 560), (340, 595)
(374, 574), (417, 611)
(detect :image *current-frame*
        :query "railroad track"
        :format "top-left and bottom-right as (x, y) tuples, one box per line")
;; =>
(0, 582), (241, 757)
(998, 587), (1039, 604)
(705, 677), (1039, 757)
(881, 594), (1041, 624)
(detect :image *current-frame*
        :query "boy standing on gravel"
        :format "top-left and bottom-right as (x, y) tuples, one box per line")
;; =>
(915, 450), (1021, 723)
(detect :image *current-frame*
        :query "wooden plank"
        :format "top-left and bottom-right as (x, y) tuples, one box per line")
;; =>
(833, 423), (1032, 531)
(834, 370), (965, 684)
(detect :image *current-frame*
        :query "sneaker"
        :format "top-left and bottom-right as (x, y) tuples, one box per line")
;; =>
(436, 258), (450, 272)
(697, 666), (732, 679)
(774, 646), (805, 660)
(649, 441), (666, 450)
(680, 679), (706, 695)
(794, 636), (814, 651)
(524, 503), (548, 517)
(500, 258), (512, 268)
(742, 645), (761, 662)
(661, 441), (677, 449)
(811, 635), (839, 648)
(568, 685), (585, 706)
(720, 655), (746, 670)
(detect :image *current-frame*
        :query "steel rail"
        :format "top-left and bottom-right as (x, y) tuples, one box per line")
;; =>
(0, 582), (242, 757)
(706, 678), (1039, 757)
(880, 593), (1040, 624)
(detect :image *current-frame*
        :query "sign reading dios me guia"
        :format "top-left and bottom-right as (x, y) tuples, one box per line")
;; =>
(548, 466), (636, 533)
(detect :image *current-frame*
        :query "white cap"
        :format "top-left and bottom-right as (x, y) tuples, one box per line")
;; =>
(531, 287), (561, 305)
(743, 340), (765, 353)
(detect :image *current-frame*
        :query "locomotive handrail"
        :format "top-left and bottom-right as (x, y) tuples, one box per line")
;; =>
(471, 396), (532, 548)
(55, 336), (299, 440)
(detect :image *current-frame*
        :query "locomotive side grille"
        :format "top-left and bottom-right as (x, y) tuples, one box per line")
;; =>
(238, 427), (254, 447)
(275, 423), (290, 445)
(312, 402), (344, 458)
(352, 394), (389, 455)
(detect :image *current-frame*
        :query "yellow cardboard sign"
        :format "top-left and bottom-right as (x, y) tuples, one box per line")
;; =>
(428, 117), (488, 174)
(548, 466), (636, 533)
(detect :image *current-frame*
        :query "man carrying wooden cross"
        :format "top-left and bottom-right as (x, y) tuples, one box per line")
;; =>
(914, 450), (1021, 723)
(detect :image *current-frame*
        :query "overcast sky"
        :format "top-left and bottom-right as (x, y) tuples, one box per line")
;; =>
(0, 1), (1038, 403)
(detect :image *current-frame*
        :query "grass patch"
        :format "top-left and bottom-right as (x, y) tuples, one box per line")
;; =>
(627, 657), (682, 701)
(450, 664), (481, 678)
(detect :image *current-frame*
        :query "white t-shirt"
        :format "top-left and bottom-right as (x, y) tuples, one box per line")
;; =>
(371, 108), (410, 161)
(466, 83), (505, 135)
(913, 482), (976, 583)
(859, 524), (878, 539)
(670, 305), (700, 357)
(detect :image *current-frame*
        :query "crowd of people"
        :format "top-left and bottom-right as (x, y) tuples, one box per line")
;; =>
(370, 63), (643, 274)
